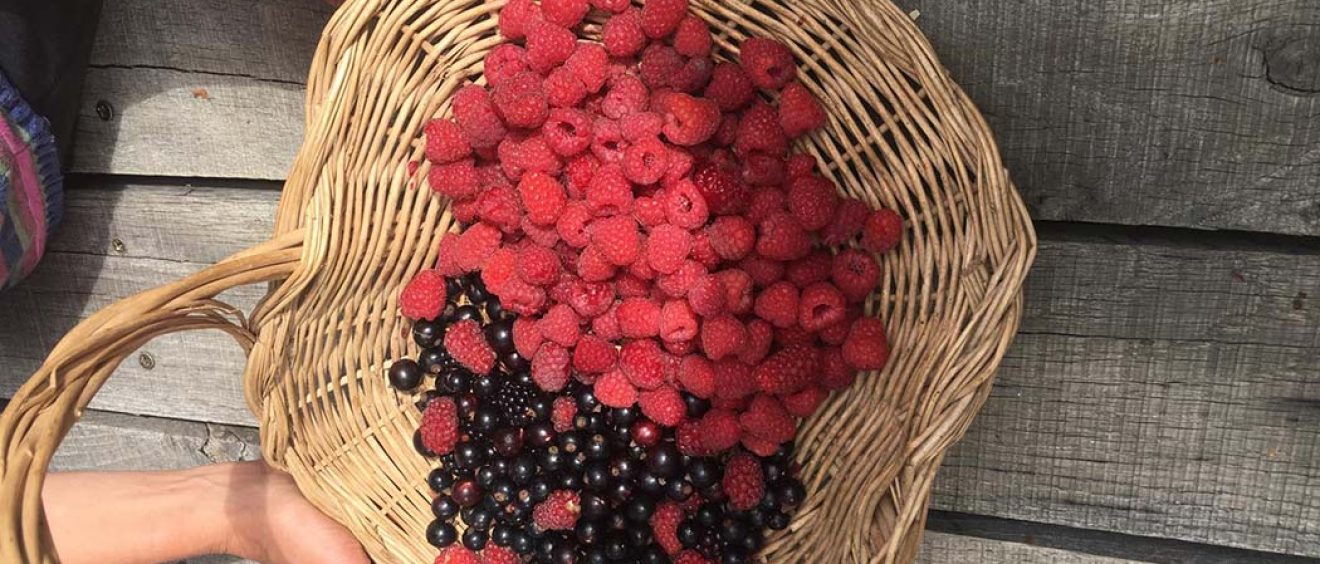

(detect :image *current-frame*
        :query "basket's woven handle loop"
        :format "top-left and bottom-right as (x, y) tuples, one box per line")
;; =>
(0, 230), (304, 564)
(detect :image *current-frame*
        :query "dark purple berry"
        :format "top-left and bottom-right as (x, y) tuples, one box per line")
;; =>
(388, 358), (422, 390)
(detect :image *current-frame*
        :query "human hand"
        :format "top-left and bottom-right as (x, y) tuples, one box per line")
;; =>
(209, 461), (370, 564)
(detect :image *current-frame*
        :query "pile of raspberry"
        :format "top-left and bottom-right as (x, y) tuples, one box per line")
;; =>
(406, 0), (902, 460)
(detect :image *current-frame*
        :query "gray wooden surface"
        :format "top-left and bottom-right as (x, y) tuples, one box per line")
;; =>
(4, 0), (1315, 562)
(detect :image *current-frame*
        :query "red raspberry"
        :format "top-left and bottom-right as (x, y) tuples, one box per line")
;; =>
(573, 334), (618, 373)
(711, 114), (738, 146)
(672, 16), (712, 57)
(590, 0), (630, 13)
(744, 186), (786, 225)
(686, 274), (726, 317)
(774, 325), (813, 347)
(538, 304), (582, 347)
(722, 454), (766, 511)
(586, 163), (633, 215)
(615, 273), (652, 298)
(674, 550), (709, 564)
(419, 396), (459, 455)
(498, 134), (562, 180)
(483, 44), (530, 89)
(689, 230), (720, 269)
(617, 297), (662, 338)
(675, 420), (710, 456)
(481, 246), (519, 294)
(602, 9), (646, 58)
(492, 72), (549, 129)
(522, 216), (561, 247)
(639, 44), (685, 89)
(595, 369), (639, 407)
(619, 338), (667, 389)
(620, 112), (664, 143)
(656, 260), (706, 299)
(741, 434), (780, 457)
(753, 281), (799, 328)
(556, 201), (594, 248)
(476, 185), (520, 233)
(740, 255), (785, 288)
(646, 224), (692, 274)
(819, 312), (853, 346)
(798, 281), (846, 331)
(533, 342), (572, 391)
(552, 396), (578, 433)
(446, 319), (496, 374)
(739, 37), (797, 90)
(564, 153), (598, 196)
(498, 0), (540, 40)
(542, 0), (589, 27)
(704, 63), (755, 111)
(564, 43), (610, 93)
(696, 409), (741, 453)
(639, 385), (686, 427)
(479, 546), (518, 564)
(526, 21), (577, 73)
(716, 269), (754, 314)
(843, 316), (890, 370)
(820, 197), (870, 246)
(425, 118), (471, 164)
(452, 85), (507, 150)
(786, 153), (817, 178)
(700, 315), (747, 360)
(820, 348), (856, 390)
(590, 215), (642, 266)
(753, 343), (818, 395)
(516, 245), (561, 287)
(576, 244), (617, 282)
(632, 196), (668, 227)
(786, 250), (833, 288)
(659, 299), (699, 342)
(702, 216), (753, 262)
(664, 146), (695, 184)
(738, 318), (774, 365)
(641, 0), (686, 38)
(623, 137), (671, 185)
(659, 180), (709, 230)
(740, 393), (796, 443)
(782, 385), (827, 417)
(671, 56), (714, 94)
(450, 194), (481, 225)
(677, 354), (716, 398)
(740, 153), (785, 186)
(654, 92), (721, 147)
(400, 270), (448, 320)
(502, 280), (549, 316)
(756, 212), (812, 261)
(734, 101), (788, 158)
(663, 338), (695, 356)
(787, 174), (840, 232)
(780, 81), (828, 137)
(518, 171), (567, 226)
(691, 162), (748, 216)
(592, 303), (622, 340)
(545, 67), (588, 109)
(862, 208), (903, 254)
(435, 545), (480, 564)
(533, 490), (581, 530)
(832, 248), (880, 303)
(436, 236), (464, 277)
(428, 159), (479, 201)
(650, 502), (685, 555)
(567, 279), (615, 318)
(453, 223), (503, 273)
(713, 360), (756, 400)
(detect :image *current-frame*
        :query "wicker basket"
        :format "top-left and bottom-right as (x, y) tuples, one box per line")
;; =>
(0, 0), (1035, 561)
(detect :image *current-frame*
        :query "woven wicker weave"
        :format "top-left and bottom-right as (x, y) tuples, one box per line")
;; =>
(0, 0), (1035, 561)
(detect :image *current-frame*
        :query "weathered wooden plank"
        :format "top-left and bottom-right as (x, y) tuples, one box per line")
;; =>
(52, 410), (258, 472)
(917, 532), (1138, 564)
(4, 183), (1318, 554)
(71, 0), (331, 178)
(900, 0), (1320, 236)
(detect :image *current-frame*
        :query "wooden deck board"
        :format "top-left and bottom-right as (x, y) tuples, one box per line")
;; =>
(3, 182), (1316, 555)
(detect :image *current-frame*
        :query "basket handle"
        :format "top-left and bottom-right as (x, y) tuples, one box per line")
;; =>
(0, 230), (304, 563)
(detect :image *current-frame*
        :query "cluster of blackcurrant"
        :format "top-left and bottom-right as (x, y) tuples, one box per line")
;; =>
(387, 274), (806, 563)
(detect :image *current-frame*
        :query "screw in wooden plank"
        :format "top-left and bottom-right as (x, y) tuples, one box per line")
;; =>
(111, 238), (127, 254)
(138, 352), (156, 370)
(95, 100), (115, 121)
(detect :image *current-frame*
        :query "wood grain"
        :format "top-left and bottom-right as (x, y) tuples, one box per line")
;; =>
(71, 0), (330, 178)
(917, 533), (1138, 564)
(899, 0), (1320, 236)
(52, 410), (258, 472)
(4, 182), (1317, 554)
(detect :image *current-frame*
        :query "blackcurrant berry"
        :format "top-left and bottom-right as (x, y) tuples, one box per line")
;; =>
(646, 443), (680, 478)
(454, 304), (482, 323)
(779, 480), (806, 507)
(687, 458), (720, 489)
(492, 427), (524, 458)
(461, 527), (488, 550)
(484, 318), (515, 355)
(768, 511), (790, 530)
(427, 467), (455, 492)
(452, 480), (482, 507)
(526, 421), (557, 448)
(431, 495), (459, 520)
(426, 520), (457, 547)
(624, 495), (655, 522)
(413, 319), (445, 348)
(388, 359), (422, 391)
(471, 374), (499, 398)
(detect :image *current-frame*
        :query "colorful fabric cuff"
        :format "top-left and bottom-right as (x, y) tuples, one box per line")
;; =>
(0, 69), (63, 290)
